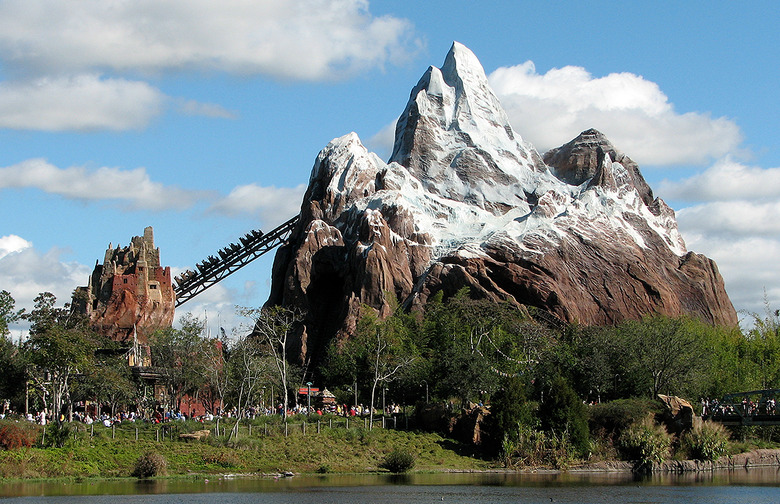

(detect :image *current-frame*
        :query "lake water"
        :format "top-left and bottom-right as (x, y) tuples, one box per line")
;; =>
(1, 469), (778, 504)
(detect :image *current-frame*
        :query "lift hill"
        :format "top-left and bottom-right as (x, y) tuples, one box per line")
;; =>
(173, 215), (298, 307)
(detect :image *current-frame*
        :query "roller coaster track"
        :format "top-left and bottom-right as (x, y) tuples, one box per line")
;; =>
(173, 215), (299, 307)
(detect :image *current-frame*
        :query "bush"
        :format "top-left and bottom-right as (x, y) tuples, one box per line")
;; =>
(201, 451), (240, 468)
(682, 421), (729, 461)
(41, 421), (73, 448)
(500, 424), (575, 469)
(589, 398), (660, 438)
(131, 451), (167, 478)
(0, 420), (40, 450)
(380, 449), (416, 473)
(620, 417), (671, 471)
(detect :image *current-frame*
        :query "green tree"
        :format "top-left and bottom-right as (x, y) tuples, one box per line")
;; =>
(22, 292), (98, 419)
(745, 305), (780, 390)
(0, 290), (24, 338)
(149, 313), (211, 414)
(0, 291), (25, 409)
(22, 292), (98, 421)
(324, 299), (416, 424)
(422, 290), (550, 405)
(618, 315), (708, 398)
(537, 374), (590, 456)
(77, 350), (137, 417)
(487, 376), (536, 455)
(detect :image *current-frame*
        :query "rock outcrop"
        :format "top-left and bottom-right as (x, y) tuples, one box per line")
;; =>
(267, 42), (737, 366)
(72, 226), (175, 344)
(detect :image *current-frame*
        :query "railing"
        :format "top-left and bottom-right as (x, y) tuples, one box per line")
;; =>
(706, 389), (780, 426)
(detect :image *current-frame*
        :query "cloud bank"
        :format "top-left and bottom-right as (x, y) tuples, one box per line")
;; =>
(660, 160), (780, 317)
(0, 159), (201, 210)
(209, 183), (307, 226)
(488, 61), (742, 166)
(0, 0), (418, 132)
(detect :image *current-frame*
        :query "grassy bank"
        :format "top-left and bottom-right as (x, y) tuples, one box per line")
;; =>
(0, 417), (488, 480)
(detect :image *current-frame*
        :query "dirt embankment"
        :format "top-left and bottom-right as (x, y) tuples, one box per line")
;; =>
(572, 449), (780, 473)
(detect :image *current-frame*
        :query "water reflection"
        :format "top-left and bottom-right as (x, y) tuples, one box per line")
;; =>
(0, 468), (778, 499)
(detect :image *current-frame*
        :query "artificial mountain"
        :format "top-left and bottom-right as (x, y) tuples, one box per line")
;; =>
(267, 42), (737, 366)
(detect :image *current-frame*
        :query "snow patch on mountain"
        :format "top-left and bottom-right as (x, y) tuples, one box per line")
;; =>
(308, 41), (687, 275)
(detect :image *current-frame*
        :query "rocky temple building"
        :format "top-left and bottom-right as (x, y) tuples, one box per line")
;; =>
(72, 226), (175, 347)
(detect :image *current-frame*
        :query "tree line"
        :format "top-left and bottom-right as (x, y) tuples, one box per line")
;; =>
(1, 288), (779, 447)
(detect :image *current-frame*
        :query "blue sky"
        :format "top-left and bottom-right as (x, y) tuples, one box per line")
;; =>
(1, 1), (778, 337)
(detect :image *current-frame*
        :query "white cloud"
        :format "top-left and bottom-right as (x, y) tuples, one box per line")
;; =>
(0, 158), (203, 210)
(209, 183), (307, 226)
(663, 158), (780, 320)
(679, 231), (780, 320)
(0, 243), (91, 334)
(489, 61), (742, 166)
(0, 234), (32, 260)
(677, 201), (780, 238)
(0, 74), (165, 131)
(659, 159), (780, 203)
(0, 0), (417, 81)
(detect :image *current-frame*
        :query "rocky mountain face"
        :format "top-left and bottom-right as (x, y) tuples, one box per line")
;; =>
(73, 226), (175, 344)
(267, 42), (737, 366)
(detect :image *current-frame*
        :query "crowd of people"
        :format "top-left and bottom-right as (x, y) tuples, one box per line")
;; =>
(0, 400), (406, 427)
(701, 396), (778, 417)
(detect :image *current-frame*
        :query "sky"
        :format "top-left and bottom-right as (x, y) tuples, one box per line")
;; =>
(1, 0), (778, 338)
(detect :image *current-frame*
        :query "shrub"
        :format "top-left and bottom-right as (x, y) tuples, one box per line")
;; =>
(500, 424), (575, 469)
(131, 451), (167, 478)
(682, 421), (729, 461)
(202, 451), (240, 468)
(41, 421), (73, 448)
(589, 398), (660, 438)
(380, 449), (416, 473)
(0, 420), (40, 450)
(620, 417), (672, 471)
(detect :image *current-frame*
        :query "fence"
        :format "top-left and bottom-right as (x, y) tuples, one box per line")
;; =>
(45, 414), (407, 444)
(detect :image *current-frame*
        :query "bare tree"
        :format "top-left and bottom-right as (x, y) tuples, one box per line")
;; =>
(225, 333), (270, 440)
(237, 305), (303, 421)
(367, 322), (415, 427)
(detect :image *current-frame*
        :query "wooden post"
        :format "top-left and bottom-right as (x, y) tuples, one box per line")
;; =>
(156, 429), (159, 442)
(135, 428), (138, 441)
(303, 422), (306, 436)
(112, 424), (116, 439)
(90, 424), (94, 437)
(346, 417), (349, 429)
(329, 418), (332, 429)
(249, 424), (252, 436)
